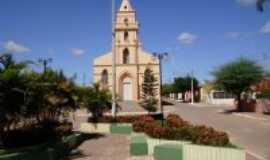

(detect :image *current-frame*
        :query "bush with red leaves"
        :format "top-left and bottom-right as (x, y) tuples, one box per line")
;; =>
(166, 114), (189, 128)
(191, 125), (230, 146)
(132, 116), (155, 133)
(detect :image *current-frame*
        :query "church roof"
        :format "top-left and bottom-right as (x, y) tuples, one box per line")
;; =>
(119, 0), (134, 12)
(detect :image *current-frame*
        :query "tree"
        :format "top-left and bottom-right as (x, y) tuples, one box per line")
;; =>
(174, 76), (199, 93)
(256, 0), (269, 12)
(141, 68), (158, 113)
(162, 83), (174, 96)
(84, 83), (112, 122)
(0, 54), (29, 132)
(212, 58), (264, 112)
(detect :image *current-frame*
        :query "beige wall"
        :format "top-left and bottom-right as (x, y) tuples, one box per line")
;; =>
(93, 0), (160, 102)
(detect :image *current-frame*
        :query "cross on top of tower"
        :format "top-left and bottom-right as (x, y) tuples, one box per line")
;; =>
(119, 0), (134, 12)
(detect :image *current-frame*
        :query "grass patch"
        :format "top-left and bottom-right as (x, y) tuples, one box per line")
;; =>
(0, 150), (7, 155)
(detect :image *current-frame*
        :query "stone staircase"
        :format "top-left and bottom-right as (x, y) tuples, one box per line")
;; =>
(118, 101), (146, 113)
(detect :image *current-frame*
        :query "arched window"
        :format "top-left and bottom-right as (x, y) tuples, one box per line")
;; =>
(124, 31), (129, 41)
(123, 48), (130, 64)
(101, 69), (108, 85)
(124, 18), (128, 25)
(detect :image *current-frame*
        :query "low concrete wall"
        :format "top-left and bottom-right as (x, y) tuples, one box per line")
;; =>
(208, 98), (234, 106)
(80, 123), (111, 134)
(183, 144), (245, 160)
(147, 137), (190, 155)
(256, 99), (270, 113)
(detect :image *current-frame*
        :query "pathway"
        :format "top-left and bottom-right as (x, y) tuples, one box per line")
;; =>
(70, 134), (153, 160)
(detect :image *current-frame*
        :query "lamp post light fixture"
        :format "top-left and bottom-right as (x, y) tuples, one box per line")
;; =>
(153, 52), (168, 127)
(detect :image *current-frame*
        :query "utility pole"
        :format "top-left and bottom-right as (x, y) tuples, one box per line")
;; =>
(191, 70), (194, 104)
(153, 52), (168, 127)
(111, 0), (117, 117)
(83, 73), (86, 87)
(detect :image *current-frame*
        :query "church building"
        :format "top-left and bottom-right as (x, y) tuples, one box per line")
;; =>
(93, 0), (160, 101)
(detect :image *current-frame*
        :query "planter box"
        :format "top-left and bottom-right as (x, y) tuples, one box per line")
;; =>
(110, 123), (132, 135)
(147, 138), (191, 155)
(80, 123), (110, 134)
(154, 144), (183, 160)
(130, 136), (148, 156)
(183, 144), (245, 160)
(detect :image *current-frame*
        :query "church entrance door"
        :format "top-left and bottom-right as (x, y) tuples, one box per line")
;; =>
(122, 77), (132, 101)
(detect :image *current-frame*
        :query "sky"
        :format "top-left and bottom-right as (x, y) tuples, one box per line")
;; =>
(0, 0), (269, 85)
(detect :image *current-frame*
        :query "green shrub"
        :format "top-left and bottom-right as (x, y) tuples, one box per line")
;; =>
(257, 88), (270, 99)
(0, 150), (6, 155)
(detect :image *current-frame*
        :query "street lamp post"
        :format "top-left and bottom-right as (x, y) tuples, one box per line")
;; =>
(111, 0), (117, 117)
(153, 52), (168, 127)
(191, 70), (194, 104)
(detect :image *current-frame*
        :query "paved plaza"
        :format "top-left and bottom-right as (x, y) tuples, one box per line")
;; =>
(70, 134), (153, 160)
(72, 102), (270, 160)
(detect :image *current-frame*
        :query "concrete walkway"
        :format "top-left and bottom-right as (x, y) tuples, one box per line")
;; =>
(72, 109), (153, 160)
(70, 134), (153, 160)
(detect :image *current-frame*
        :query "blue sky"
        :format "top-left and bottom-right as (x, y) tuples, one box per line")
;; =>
(0, 0), (269, 85)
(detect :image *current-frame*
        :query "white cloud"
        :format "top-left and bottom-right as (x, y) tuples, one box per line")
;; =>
(225, 32), (241, 39)
(177, 32), (198, 44)
(236, 0), (256, 6)
(71, 48), (85, 56)
(3, 40), (30, 53)
(260, 21), (270, 33)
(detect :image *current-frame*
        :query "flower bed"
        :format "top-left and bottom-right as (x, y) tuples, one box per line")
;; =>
(133, 114), (231, 147)
(88, 114), (163, 123)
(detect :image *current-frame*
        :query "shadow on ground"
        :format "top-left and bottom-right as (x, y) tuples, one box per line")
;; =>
(67, 133), (105, 160)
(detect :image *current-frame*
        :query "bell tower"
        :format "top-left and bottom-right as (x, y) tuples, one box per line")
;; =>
(114, 0), (140, 65)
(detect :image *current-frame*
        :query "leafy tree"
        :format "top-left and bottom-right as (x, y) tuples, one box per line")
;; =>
(257, 0), (269, 12)
(257, 88), (270, 99)
(83, 83), (112, 122)
(162, 83), (174, 96)
(212, 58), (264, 111)
(141, 68), (158, 113)
(0, 54), (81, 146)
(0, 54), (29, 132)
(174, 76), (199, 93)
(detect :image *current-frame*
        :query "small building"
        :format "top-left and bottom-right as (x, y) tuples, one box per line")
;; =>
(200, 83), (234, 106)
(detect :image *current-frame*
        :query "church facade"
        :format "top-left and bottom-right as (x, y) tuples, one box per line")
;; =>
(93, 0), (160, 101)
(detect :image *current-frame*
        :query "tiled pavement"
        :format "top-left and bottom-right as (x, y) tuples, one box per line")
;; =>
(70, 134), (153, 160)
(71, 106), (153, 160)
